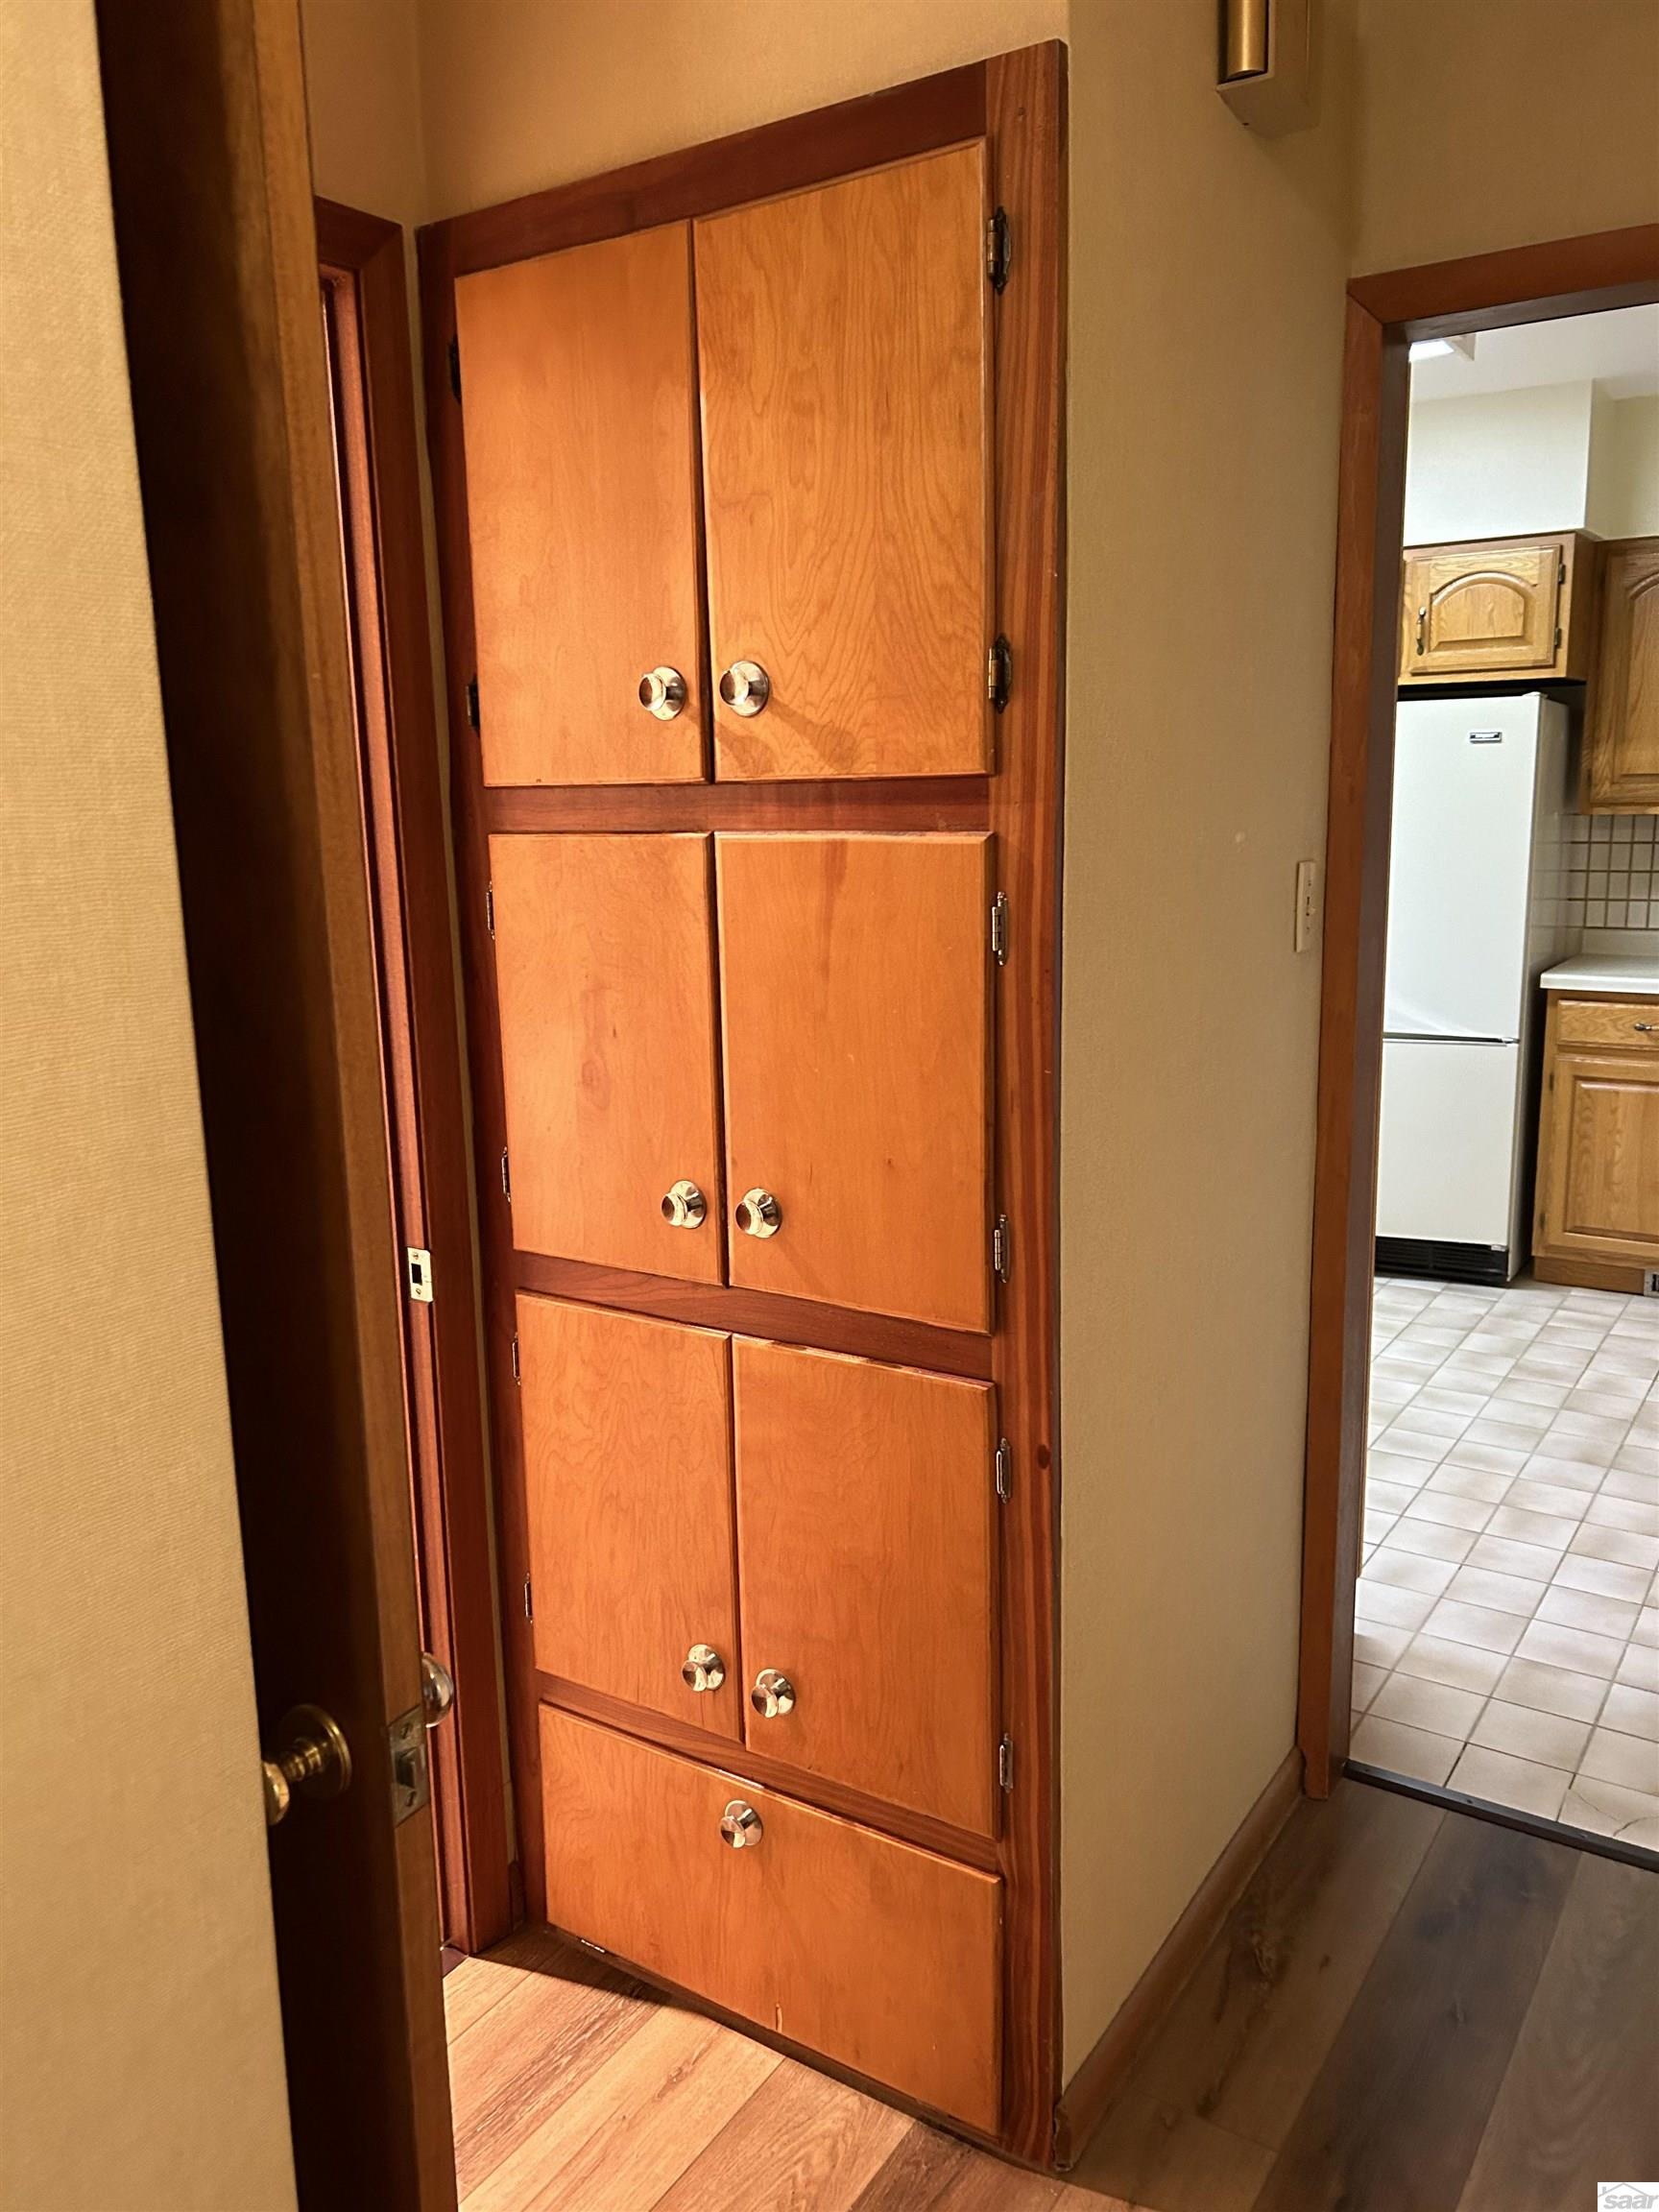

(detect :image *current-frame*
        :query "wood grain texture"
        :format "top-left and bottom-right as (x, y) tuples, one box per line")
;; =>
(697, 146), (991, 781)
(457, 225), (707, 785)
(482, 778), (991, 835)
(491, 832), (724, 1281)
(715, 833), (993, 1331)
(1582, 536), (1659, 810)
(733, 1338), (998, 1833)
(517, 1297), (739, 1737)
(1398, 539), (1563, 679)
(539, 1705), (1003, 2134)
(1348, 224), (1659, 334)
(652, 2059), (910, 2212)
(1535, 1041), (1659, 1262)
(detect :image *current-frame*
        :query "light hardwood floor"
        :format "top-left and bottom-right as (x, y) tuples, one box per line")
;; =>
(446, 1782), (1659, 2210)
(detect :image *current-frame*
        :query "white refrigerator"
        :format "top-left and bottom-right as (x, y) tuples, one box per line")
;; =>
(1375, 693), (1571, 1283)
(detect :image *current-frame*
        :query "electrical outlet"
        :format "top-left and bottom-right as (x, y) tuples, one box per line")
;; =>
(1294, 859), (1321, 953)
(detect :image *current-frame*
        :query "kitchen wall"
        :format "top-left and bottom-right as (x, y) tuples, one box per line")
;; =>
(1555, 816), (1659, 934)
(1588, 393), (1659, 540)
(1405, 383), (1598, 544)
(1, 4), (297, 2205)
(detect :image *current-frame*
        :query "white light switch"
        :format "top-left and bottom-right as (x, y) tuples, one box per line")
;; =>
(1294, 859), (1321, 954)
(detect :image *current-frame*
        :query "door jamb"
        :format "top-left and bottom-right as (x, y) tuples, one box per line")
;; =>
(316, 196), (514, 1952)
(1297, 224), (1659, 1796)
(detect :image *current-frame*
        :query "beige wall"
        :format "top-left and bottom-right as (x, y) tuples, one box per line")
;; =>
(1060, 0), (1352, 2074)
(1588, 392), (1659, 540)
(1352, 0), (1659, 274)
(301, 0), (429, 220)
(0, 6), (297, 2207)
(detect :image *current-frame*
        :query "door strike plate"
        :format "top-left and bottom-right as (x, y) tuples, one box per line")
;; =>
(389, 1706), (429, 1825)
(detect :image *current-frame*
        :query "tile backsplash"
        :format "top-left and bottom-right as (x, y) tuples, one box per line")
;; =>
(1553, 813), (1659, 930)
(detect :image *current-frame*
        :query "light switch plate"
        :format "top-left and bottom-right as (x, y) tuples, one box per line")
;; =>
(1294, 859), (1321, 953)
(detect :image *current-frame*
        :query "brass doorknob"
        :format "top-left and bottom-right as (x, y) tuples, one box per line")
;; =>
(719, 1799), (763, 1849)
(262, 1705), (351, 1828)
(718, 661), (770, 716)
(638, 666), (687, 720)
(751, 1669), (796, 1719)
(682, 1643), (725, 1694)
(421, 1652), (455, 1728)
(661, 1178), (708, 1229)
(734, 1188), (781, 1238)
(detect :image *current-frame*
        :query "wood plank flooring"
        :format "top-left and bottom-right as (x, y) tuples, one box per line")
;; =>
(445, 1783), (1658, 2210)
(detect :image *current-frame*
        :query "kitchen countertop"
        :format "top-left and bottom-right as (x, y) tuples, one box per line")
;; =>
(1541, 952), (1659, 998)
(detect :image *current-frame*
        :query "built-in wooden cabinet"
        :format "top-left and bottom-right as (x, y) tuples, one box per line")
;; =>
(1533, 996), (1659, 1289)
(1398, 532), (1599, 687)
(1581, 537), (1659, 811)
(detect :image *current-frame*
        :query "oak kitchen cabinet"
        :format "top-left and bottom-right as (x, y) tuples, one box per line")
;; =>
(1398, 531), (1600, 687)
(1533, 992), (1659, 1291)
(1581, 537), (1659, 811)
(421, 49), (1064, 2160)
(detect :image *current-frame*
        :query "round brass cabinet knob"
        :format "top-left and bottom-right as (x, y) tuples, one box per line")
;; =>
(682, 1644), (726, 1695)
(720, 1799), (764, 1849)
(718, 661), (770, 717)
(734, 1188), (781, 1239)
(421, 1651), (455, 1728)
(751, 1669), (796, 1720)
(637, 666), (687, 720)
(661, 1178), (708, 1230)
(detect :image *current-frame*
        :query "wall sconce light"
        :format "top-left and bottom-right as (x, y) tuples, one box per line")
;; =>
(1218, 0), (1314, 135)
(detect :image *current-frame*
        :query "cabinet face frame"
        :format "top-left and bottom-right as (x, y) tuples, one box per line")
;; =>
(419, 45), (1065, 2162)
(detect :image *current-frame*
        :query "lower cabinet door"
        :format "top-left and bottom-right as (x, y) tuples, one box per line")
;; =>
(518, 1296), (740, 1738)
(1538, 1048), (1659, 1263)
(539, 1705), (1002, 2134)
(733, 1338), (998, 1834)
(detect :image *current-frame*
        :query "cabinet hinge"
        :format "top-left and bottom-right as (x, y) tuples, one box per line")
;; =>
(405, 1245), (433, 1304)
(987, 634), (1012, 713)
(998, 1735), (1015, 1791)
(501, 1148), (512, 1202)
(466, 675), (480, 732)
(1554, 624), (1563, 651)
(986, 205), (1012, 293)
(523, 1575), (533, 1621)
(990, 890), (1010, 967)
(485, 882), (495, 938)
(995, 1436), (1013, 1503)
(511, 1333), (521, 1384)
(447, 333), (462, 401)
(992, 1213), (1011, 1284)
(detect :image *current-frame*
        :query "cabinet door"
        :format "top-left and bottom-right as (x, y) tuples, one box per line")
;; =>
(1583, 539), (1659, 810)
(733, 1339), (998, 1834)
(1538, 1047), (1659, 1264)
(695, 146), (992, 781)
(491, 833), (723, 1280)
(540, 1706), (1002, 2132)
(517, 1298), (738, 1735)
(716, 833), (992, 1330)
(1400, 540), (1562, 679)
(456, 226), (707, 784)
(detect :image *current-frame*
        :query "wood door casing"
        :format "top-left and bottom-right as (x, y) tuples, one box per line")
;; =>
(1399, 540), (1562, 679)
(457, 225), (707, 785)
(733, 1339), (998, 1834)
(490, 833), (724, 1281)
(539, 1705), (1002, 2133)
(696, 145), (993, 781)
(716, 832), (994, 1331)
(1583, 538), (1659, 810)
(517, 1296), (740, 1737)
(1536, 1046), (1659, 1264)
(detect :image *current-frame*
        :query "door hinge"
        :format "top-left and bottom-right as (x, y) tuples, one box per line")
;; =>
(466, 674), (480, 732)
(405, 1245), (433, 1304)
(986, 206), (1012, 293)
(990, 890), (1010, 967)
(523, 1575), (534, 1621)
(501, 1148), (512, 1202)
(992, 1213), (1011, 1284)
(447, 333), (461, 400)
(1644, 1269), (1659, 1298)
(998, 1735), (1015, 1791)
(510, 1332), (521, 1384)
(485, 882), (495, 937)
(389, 1706), (429, 1824)
(995, 1435), (1013, 1503)
(987, 634), (1012, 713)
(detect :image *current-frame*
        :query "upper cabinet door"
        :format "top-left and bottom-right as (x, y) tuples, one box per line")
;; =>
(456, 226), (707, 784)
(491, 833), (723, 1281)
(695, 147), (993, 781)
(1400, 539), (1563, 680)
(1583, 538), (1659, 811)
(717, 833), (992, 1330)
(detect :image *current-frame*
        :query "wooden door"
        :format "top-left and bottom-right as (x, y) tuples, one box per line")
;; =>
(518, 1297), (739, 1737)
(490, 832), (724, 1281)
(1583, 538), (1659, 810)
(696, 146), (992, 781)
(1400, 539), (1563, 678)
(1537, 1046), (1659, 1264)
(716, 833), (993, 1330)
(733, 1339), (998, 1833)
(540, 1706), (1002, 2132)
(456, 225), (707, 785)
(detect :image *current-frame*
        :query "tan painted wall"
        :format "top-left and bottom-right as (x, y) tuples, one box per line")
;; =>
(301, 0), (429, 221)
(1352, 0), (1659, 274)
(1060, 0), (1353, 2075)
(0, 5), (297, 2206)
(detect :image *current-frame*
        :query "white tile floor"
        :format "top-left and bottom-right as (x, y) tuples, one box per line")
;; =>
(1352, 1274), (1659, 1851)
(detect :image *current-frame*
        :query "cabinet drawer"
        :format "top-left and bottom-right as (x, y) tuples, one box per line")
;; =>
(1554, 998), (1659, 1052)
(539, 1705), (1002, 2132)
